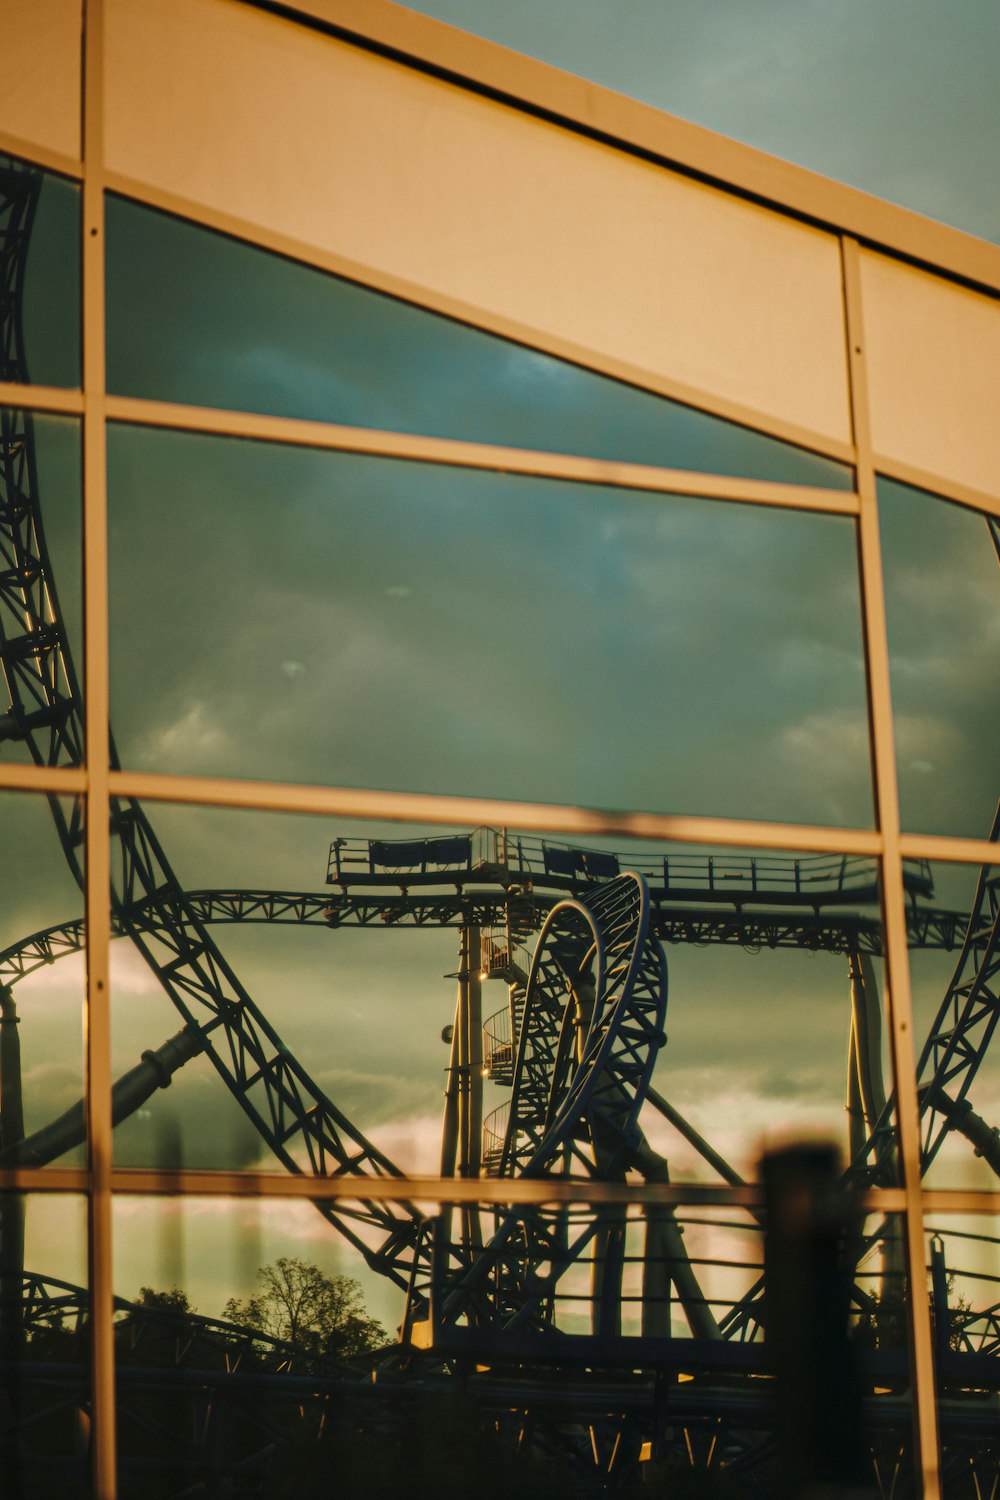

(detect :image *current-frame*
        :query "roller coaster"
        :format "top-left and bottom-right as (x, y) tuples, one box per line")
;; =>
(2, 152), (999, 1494)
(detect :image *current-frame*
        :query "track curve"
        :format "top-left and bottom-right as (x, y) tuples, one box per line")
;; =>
(437, 873), (668, 1335)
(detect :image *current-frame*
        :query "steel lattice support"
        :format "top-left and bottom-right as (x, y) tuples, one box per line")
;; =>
(917, 809), (1000, 1170)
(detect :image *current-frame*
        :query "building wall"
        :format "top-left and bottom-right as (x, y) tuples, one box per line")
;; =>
(0, 2), (998, 1495)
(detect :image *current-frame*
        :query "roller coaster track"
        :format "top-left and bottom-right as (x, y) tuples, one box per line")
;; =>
(717, 846), (1000, 1349)
(718, 802), (1000, 1344)
(430, 873), (668, 1335)
(503, 876), (667, 1182)
(0, 883), (968, 1000)
(916, 805), (1000, 1171)
(855, 813), (1000, 1183)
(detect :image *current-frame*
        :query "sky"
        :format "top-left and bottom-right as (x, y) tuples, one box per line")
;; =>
(2, 4), (998, 1332)
(400, 0), (1000, 247)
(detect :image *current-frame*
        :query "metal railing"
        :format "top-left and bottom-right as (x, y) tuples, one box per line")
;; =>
(482, 1006), (512, 1081)
(482, 1101), (510, 1175)
(327, 827), (933, 902)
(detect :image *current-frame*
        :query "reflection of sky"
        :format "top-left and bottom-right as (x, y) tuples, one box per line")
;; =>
(880, 481), (999, 838)
(111, 1195), (407, 1336)
(0, 794), (85, 1141)
(104, 197), (848, 489)
(20, 170), (81, 388)
(107, 428), (873, 826)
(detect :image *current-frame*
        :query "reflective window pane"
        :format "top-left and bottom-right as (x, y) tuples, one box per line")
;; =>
(105, 196), (850, 489)
(108, 428), (872, 825)
(0, 1192), (89, 1498)
(634, 841), (896, 1187)
(0, 408), (83, 768)
(108, 807), (901, 1190)
(112, 1195), (405, 1499)
(109, 805), (460, 1175)
(910, 860), (1000, 1194)
(879, 478), (999, 838)
(0, 792), (85, 1169)
(924, 1214), (1000, 1497)
(850, 1212), (915, 1498)
(109, 1192), (913, 1498)
(1, 156), (81, 389)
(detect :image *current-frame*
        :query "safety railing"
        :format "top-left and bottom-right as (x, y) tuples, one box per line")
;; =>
(482, 1101), (510, 1176)
(482, 1007), (513, 1082)
(327, 828), (934, 903)
(480, 926), (509, 979)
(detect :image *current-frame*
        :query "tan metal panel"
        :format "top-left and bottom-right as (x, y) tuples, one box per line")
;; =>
(0, 0), (82, 161)
(862, 248), (1000, 503)
(280, 0), (1000, 301)
(104, 0), (851, 446)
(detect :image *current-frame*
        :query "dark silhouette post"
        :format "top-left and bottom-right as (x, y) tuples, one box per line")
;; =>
(0, 985), (25, 1498)
(763, 1143), (870, 1498)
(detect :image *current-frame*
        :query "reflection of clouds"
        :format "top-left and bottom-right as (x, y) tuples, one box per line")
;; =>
(893, 712), (963, 771)
(111, 1051), (264, 1171)
(880, 482), (998, 835)
(17, 955), (86, 1009)
(370, 1112), (443, 1174)
(316, 1068), (442, 1133)
(925, 1113), (1000, 1195)
(108, 431), (873, 824)
(773, 707), (872, 823)
(642, 1071), (850, 1181)
(22, 1060), (82, 1139)
(777, 706), (869, 764)
(0, 796), (84, 948)
(136, 699), (233, 773)
(9, 962), (86, 1142)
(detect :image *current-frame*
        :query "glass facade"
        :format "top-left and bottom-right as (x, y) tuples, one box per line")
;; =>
(0, 3), (997, 1496)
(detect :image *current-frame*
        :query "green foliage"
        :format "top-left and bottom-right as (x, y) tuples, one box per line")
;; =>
(223, 1256), (385, 1360)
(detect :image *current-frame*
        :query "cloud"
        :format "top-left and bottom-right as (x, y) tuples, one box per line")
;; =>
(771, 708), (871, 822)
(21, 1061), (84, 1139)
(135, 700), (233, 772)
(315, 1067), (443, 1134)
(369, 1112), (445, 1175)
(641, 1071), (851, 1182)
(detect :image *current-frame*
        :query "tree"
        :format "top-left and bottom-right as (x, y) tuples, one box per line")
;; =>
(851, 1272), (974, 1354)
(223, 1257), (385, 1360)
(134, 1286), (195, 1318)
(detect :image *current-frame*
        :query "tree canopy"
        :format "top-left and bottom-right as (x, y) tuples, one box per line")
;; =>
(223, 1257), (385, 1360)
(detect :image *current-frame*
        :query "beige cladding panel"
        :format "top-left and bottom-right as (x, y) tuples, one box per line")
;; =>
(0, 0), (82, 161)
(861, 249), (1000, 504)
(104, 0), (851, 446)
